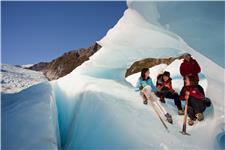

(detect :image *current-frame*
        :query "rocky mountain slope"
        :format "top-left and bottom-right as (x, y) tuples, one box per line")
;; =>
(125, 54), (186, 77)
(27, 43), (101, 80)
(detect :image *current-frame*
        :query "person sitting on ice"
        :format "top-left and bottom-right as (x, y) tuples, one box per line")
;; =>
(135, 68), (173, 124)
(180, 75), (211, 126)
(155, 71), (184, 115)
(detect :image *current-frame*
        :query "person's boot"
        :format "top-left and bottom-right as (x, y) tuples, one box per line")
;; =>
(188, 118), (194, 126)
(178, 109), (184, 115)
(160, 96), (165, 103)
(143, 100), (148, 105)
(165, 113), (173, 124)
(196, 113), (204, 121)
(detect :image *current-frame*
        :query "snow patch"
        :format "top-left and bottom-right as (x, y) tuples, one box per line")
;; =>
(1, 64), (47, 93)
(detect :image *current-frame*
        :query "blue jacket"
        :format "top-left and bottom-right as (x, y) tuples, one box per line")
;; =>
(135, 77), (158, 92)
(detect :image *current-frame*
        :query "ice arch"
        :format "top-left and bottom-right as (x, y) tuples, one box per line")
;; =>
(52, 6), (222, 149)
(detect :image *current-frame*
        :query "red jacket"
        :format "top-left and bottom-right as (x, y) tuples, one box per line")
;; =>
(180, 58), (201, 81)
(157, 78), (174, 92)
(180, 85), (205, 100)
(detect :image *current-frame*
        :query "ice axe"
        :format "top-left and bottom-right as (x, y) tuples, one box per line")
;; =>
(180, 91), (191, 135)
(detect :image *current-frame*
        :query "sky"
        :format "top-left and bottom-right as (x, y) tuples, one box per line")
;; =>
(2, 1), (127, 65)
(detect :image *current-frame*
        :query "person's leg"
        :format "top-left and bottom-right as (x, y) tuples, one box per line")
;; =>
(187, 97), (197, 125)
(191, 98), (206, 121)
(187, 105), (195, 120)
(165, 92), (183, 110)
(142, 86), (154, 100)
(142, 85), (173, 123)
(156, 91), (165, 103)
(142, 86), (168, 115)
(155, 91), (162, 98)
(188, 97), (196, 120)
(187, 106), (195, 126)
(140, 91), (148, 105)
(192, 99), (206, 113)
(188, 96), (206, 120)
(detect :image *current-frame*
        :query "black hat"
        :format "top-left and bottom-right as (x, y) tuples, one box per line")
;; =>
(163, 71), (170, 77)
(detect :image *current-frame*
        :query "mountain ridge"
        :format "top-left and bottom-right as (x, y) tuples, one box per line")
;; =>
(26, 43), (102, 80)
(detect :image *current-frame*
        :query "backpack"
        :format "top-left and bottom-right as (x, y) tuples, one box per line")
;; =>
(204, 97), (211, 107)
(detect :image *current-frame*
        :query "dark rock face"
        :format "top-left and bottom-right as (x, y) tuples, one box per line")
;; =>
(27, 62), (49, 72)
(125, 54), (186, 77)
(27, 43), (101, 80)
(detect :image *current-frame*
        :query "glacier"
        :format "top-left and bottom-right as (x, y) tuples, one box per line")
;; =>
(1, 64), (47, 93)
(1, 1), (224, 149)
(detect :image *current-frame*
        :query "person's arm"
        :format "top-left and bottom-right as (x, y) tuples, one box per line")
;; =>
(164, 82), (171, 89)
(180, 87), (186, 100)
(135, 79), (141, 91)
(180, 63), (186, 77)
(193, 60), (201, 74)
(148, 78), (158, 92)
(168, 81), (175, 93)
(156, 85), (162, 91)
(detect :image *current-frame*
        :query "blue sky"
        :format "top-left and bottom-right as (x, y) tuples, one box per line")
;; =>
(2, 1), (127, 65)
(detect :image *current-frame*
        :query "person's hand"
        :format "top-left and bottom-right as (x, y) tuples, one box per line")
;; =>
(170, 89), (175, 93)
(164, 84), (170, 88)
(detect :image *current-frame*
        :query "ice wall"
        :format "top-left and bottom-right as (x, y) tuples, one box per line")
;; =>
(1, 82), (60, 149)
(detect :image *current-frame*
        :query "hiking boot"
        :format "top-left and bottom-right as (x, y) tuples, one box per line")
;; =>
(178, 109), (184, 115)
(188, 118), (194, 126)
(196, 113), (204, 121)
(165, 113), (173, 124)
(143, 100), (148, 105)
(160, 97), (165, 103)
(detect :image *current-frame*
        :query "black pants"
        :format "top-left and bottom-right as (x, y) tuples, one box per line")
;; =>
(156, 91), (182, 110)
(187, 96), (206, 120)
